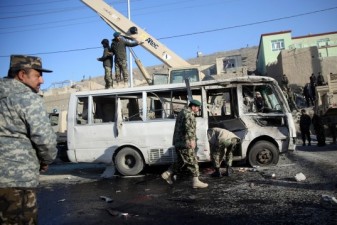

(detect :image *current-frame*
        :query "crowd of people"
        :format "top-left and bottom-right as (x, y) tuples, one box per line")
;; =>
(97, 32), (142, 88)
(291, 72), (336, 147)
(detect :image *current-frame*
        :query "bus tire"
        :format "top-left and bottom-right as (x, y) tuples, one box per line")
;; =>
(248, 141), (279, 167)
(115, 147), (144, 176)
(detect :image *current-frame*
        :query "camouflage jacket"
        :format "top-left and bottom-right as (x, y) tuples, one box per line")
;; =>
(0, 78), (57, 188)
(111, 37), (138, 62)
(172, 107), (197, 148)
(207, 127), (239, 148)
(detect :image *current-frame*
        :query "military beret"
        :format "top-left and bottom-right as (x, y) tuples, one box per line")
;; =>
(113, 32), (121, 38)
(189, 99), (201, 107)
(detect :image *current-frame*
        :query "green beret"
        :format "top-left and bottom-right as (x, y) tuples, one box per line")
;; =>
(189, 99), (201, 106)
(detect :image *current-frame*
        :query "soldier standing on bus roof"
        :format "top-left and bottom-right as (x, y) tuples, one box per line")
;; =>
(97, 38), (113, 89)
(111, 32), (142, 84)
(207, 127), (240, 177)
(0, 55), (57, 224)
(161, 99), (208, 189)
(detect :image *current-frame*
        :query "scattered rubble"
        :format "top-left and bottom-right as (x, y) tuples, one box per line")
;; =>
(294, 172), (306, 181)
(100, 196), (113, 203)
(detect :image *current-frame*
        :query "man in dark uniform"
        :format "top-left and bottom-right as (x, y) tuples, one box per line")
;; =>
(299, 109), (312, 146)
(97, 39), (113, 89)
(312, 111), (326, 147)
(111, 32), (141, 84)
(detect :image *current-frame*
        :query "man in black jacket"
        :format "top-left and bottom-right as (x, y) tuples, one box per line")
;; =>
(299, 109), (311, 146)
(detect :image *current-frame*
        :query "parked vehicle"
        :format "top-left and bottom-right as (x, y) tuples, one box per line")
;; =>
(66, 76), (296, 175)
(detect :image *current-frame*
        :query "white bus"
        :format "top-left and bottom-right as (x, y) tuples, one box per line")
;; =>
(66, 76), (296, 175)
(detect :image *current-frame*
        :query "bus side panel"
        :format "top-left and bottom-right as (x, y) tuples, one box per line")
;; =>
(68, 120), (177, 164)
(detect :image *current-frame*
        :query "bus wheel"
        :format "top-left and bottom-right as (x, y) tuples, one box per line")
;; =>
(248, 141), (279, 167)
(115, 147), (144, 176)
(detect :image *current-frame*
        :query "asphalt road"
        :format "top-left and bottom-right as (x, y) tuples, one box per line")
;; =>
(38, 142), (337, 225)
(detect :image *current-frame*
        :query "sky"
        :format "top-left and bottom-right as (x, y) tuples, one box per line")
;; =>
(1, 0), (337, 90)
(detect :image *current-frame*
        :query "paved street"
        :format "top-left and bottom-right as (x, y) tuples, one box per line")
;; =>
(38, 141), (337, 225)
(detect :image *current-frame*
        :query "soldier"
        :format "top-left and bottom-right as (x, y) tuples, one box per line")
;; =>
(97, 38), (113, 89)
(312, 111), (326, 147)
(317, 72), (325, 86)
(161, 99), (208, 189)
(299, 109), (312, 146)
(254, 91), (264, 112)
(281, 74), (289, 90)
(0, 55), (57, 224)
(207, 127), (240, 177)
(111, 32), (142, 84)
(285, 87), (299, 112)
(309, 73), (316, 101)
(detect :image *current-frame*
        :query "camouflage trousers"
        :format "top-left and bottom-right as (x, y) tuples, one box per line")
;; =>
(169, 147), (200, 177)
(104, 66), (113, 88)
(0, 188), (37, 225)
(115, 59), (129, 82)
(211, 137), (239, 168)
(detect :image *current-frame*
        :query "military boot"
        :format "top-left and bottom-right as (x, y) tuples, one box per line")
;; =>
(192, 177), (208, 189)
(161, 170), (173, 185)
(211, 168), (222, 178)
(224, 165), (233, 177)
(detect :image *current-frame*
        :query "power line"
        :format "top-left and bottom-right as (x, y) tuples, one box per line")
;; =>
(0, 5), (336, 58)
(159, 6), (337, 40)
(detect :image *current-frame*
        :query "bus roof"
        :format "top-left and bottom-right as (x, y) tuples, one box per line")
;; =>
(71, 75), (277, 96)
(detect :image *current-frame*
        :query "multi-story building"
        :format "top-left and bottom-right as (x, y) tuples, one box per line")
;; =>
(256, 30), (337, 86)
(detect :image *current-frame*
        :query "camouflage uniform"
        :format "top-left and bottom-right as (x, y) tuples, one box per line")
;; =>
(111, 36), (139, 83)
(97, 39), (113, 89)
(208, 127), (240, 168)
(169, 107), (199, 177)
(0, 55), (57, 224)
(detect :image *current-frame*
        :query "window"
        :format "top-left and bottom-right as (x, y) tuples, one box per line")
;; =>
(76, 97), (88, 125)
(242, 85), (282, 114)
(317, 38), (329, 47)
(271, 39), (285, 51)
(92, 95), (116, 123)
(223, 58), (236, 69)
(207, 88), (235, 119)
(170, 68), (199, 84)
(119, 94), (143, 122)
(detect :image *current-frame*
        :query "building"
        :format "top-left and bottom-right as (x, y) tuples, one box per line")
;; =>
(256, 30), (337, 86)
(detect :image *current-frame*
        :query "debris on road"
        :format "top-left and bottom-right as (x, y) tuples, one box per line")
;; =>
(294, 172), (306, 181)
(107, 209), (130, 219)
(320, 194), (337, 209)
(100, 195), (113, 203)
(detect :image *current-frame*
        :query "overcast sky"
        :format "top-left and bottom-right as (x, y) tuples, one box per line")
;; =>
(1, 0), (337, 89)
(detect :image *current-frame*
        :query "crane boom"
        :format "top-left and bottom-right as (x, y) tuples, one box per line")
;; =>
(81, 0), (191, 68)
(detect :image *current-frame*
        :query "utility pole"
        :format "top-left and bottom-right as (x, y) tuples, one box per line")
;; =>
(127, 0), (133, 88)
